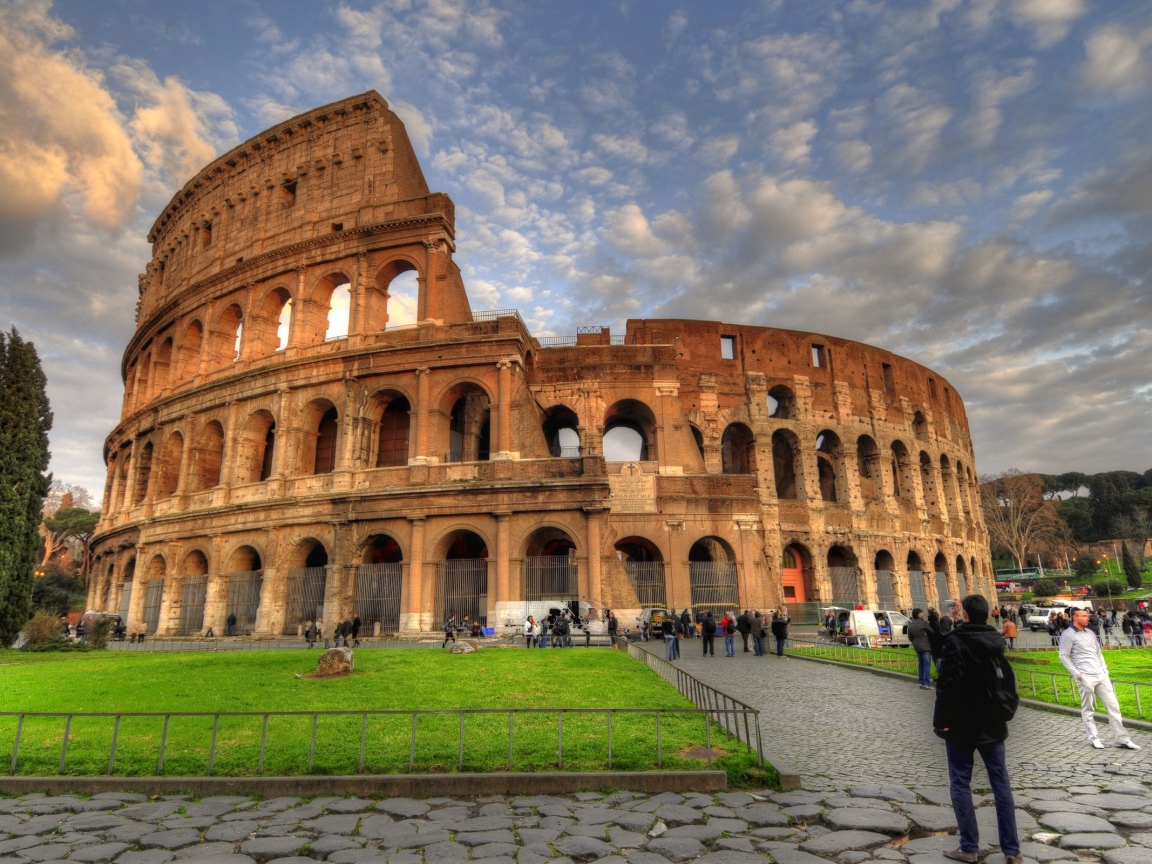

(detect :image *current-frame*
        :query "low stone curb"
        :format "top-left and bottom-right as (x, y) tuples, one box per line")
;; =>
(0, 771), (727, 798)
(787, 651), (1152, 732)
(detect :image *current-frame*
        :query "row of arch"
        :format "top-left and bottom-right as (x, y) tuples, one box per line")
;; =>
(125, 265), (421, 414)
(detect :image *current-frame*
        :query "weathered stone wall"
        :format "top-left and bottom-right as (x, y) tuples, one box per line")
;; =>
(89, 91), (993, 636)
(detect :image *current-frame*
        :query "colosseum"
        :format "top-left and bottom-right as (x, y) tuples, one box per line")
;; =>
(87, 91), (993, 638)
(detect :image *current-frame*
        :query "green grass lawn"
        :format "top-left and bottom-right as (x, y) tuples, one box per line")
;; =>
(789, 643), (1152, 722)
(0, 648), (763, 783)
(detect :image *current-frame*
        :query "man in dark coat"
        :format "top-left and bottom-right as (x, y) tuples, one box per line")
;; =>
(680, 608), (693, 638)
(933, 594), (1021, 864)
(770, 610), (790, 657)
(351, 615), (362, 646)
(736, 610), (752, 652)
(907, 608), (934, 688)
(701, 611), (716, 657)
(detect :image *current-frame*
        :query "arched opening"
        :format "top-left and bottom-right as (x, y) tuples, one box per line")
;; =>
(177, 550), (209, 636)
(212, 304), (243, 366)
(178, 320), (203, 379)
(542, 406), (581, 458)
(385, 268), (419, 328)
(955, 555), (969, 597)
(117, 558), (136, 623)
(523, 528), (578, 603)
(134, 353), (151, 407)
(940, 454), (959, 519)
(375, 394), (411, 467)
(314, 406), (339, 474)
(828, 545), (859, 606)
(856, 435), (880, 499)
(603, 400), (656, 462)
(142, 555), (166, 635)
(933, 552), (950, 608)
(721, 423), (755, 474)
(815, 430), (842, 502)
(920, 451), (941, 516)
(356, 534), (404, 635)
(890, 441), (912, 498)
(225, 545), (263, 636)
(913, 411), (928, 440)
(133, 442), (153, 504)
(772, 430), (800, 499)
(782, 544), (810, 604)
(284, 539), (329, 635)
(155, 431), (183, 499)
(236, 410), (276, 483)
(688, 536), (738, 610)
(254, 287), (292, 355)
(323, 278), (352, 341)
(907, 551), (928, 610)
(615, 536), (666, 608)
(767, 385), (794, 420)
(874, 550), (897, 609)
(154, 337), (173, 394)
(446, 386), (491, 462)
(190, 421), (224, 492)
(436, 530), (489, 627)
(118, 448), (132, 509)
(690, 425), (706, 463)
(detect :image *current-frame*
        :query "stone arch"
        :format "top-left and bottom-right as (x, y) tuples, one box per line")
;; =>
(616, 536), (663, 562)
(772, 429), (801, 499)
(874, 549), (897, 609)
(224, 543), (264, 636)
(919, 450), (942, 516)
(782, 543), (813, 604)
(955, 554), (969, 596)
(182, 549), (209, 574)
(688, 536), (738, 610)
(313, 271), (353, 342)
(154, 336), (174, 395)
(523, 525), (579, 558)
(362, 533), (404, 564)
(175, 548), (210, 636)
(523, 526), (579, 602)
(155, 430), (184, 499)
(690, 425), (706, 462)
(440, 381), (492, 463)
(211, 303), (244, 367)
(603, 399), (657, 462)
(939, 454), (960, 519)
(371, 389), (412, 468)
(616, 535), (666, 609)
(178, 319), (204, 379)
(288, 537), (330, 570)
(827, 544), (860, 604)
(767, 385), (795, 419)
(435, 528), (490, 627)
(815, 430), (843, 502)
(133, 441), (153, 504)
(374, 258), (420, 330)
(226, 544), (263, 573)
(236, 409), (276, 483)
(313, 403), (340, 475)
(190, 420), (225, 492)
(542, 405), (581, 458)
(252, 286), (293, 355)
(856, 435), (881, 498)
(133, 352), (151, 408)
(721, 422), (756, 474)
(913, 410), (928, 440)
(933, 551), (951, 608)
(890, 440), (913, 499)
(141, 554), (166, 635)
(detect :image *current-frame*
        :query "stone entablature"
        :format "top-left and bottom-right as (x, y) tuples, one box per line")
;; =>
(89, 91), (993, 639)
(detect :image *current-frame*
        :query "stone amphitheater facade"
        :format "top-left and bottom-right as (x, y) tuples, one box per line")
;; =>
(87, 91), (993, 638)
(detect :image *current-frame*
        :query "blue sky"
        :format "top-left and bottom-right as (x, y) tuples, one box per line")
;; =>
(2, 0), (1151, 497)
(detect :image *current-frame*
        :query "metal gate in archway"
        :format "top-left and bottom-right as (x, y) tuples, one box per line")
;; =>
(689, 562), (739, 609)
(118, 584), (132, 623)
(829, 567), (859, 607)
(178, 575), (207, 635)
(909, 570), (927, 611)
(437, 559), (488, 627)
(625, 561), (667, 608)
(354, 563), (403, 634)
(143, 579), (164, 635)
(284, 567), (327, 635)
(226, 570), (263, 635)
(935, 572), (950, 607)
(875, 570), (896, 609)
(522, 556), (578, 603)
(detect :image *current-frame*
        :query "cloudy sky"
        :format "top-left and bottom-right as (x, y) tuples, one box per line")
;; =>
(2, 0), (1150, 499)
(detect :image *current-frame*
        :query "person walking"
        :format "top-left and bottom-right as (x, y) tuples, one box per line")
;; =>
(607, 612), (618, 648)
(662, 613), (678, 661)
(441, 615), (456, 648)
(1001, 616), (1018, 650)
(523, 616), (537, 648)
(226, 612), (237, 637)
(737, 610), (752, 653)
(351, 615), (362, 647)
(752, 611), (766, 656)
(771, 609), (790, 657)
(907, 608), (934, 689)
(701, 611), (716, 657)
(680, 608), (693, 639)
(933, 594), (1023, 864)
(722, 612), (737, 657)
(1060, 607), (1142, 750)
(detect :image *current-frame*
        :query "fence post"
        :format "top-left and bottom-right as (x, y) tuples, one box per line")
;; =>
(9, 715), (23, 775)
(409, 713), (417, 772)
(507, 712), (514, 771)
(107, 716), (121, 775)
(656, 711), (662, 768)
(1135, 684), (1143, 719)
(359, 714), (368, 773)
(208, 715), (219, 775)
(705, 713), (712, 765)
(157, 715), (170, 774)
(557, 712), (563, 769)
(259, 715), (269, 775)
(607, 712), (613, 769)
(59, 715), (72, 774)
(309, 714), (318, 771)
(458, 713), (464, 771)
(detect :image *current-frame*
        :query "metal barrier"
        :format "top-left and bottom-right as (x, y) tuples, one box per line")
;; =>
(1, 705), (757, 778)
(628, 642), (763, 764)
(788, 636), (1149, 719)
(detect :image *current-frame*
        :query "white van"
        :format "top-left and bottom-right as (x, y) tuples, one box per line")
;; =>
(493, 599), (609, 635)
(1027, 605), (1071, 631)
(822, 607), (910, 647)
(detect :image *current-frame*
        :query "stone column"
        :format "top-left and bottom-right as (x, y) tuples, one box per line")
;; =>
(174, 415), (195, 508)
(494, 512), (511, 625)
(666, 519), (688, 612)
(403, 516), (426, 632)
(411, 368), (431, 463)
(493, 360), (515, 460)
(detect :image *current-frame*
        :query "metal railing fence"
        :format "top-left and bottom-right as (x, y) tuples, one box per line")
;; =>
(1, 705), (754, 778)
(789, 637), (1150, 720)
(628, 643), (763, 764)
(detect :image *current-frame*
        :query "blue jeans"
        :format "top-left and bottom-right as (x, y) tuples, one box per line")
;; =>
(724, 634), (735, 656)
(946, 739), (1019, 857)
(776, 636), (786, 657)
(752, 635), (765, 656)
(664, 634), (676, 660)
(917, 650), (932, 687)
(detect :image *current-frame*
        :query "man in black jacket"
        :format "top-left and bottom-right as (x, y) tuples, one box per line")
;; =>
(933, 594), (1021, 864)
(736, 610), (752, 652)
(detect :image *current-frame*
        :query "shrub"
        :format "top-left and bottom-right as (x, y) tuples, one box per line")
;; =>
(1071, 557), (1098, 579)
(1122, 544), (1142, 589)
(31, 568), (86, 616)
(22, 610), (65, 645)
(87, 616), (112, 649)
(1093, 578), (1126, 597)
(1032, 578), (1059, 597)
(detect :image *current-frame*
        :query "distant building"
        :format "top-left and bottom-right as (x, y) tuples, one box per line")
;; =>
(88, 92), (992, 637)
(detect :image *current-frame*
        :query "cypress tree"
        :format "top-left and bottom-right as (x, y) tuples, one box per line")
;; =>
(0, 329), (53, 646)
(1121, 542), (1143, 590)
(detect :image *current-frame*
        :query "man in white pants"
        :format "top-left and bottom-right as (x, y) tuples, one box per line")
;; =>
(1059, 608), (1141, 750)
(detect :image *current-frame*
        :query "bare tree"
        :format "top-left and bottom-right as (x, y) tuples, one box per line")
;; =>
(980, 470), (1071, 569)
(1113, 510), (1151, 567)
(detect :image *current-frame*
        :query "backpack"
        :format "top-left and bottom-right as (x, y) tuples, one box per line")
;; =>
(724, 619), (735, 635)
(957, 639), (1019, 722)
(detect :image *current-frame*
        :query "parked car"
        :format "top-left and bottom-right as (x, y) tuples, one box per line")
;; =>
(78, 611), (126, 641)
(1026, 605), (1072, 631)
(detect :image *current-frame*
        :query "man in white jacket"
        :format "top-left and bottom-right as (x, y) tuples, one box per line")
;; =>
(1059, 608), (1141, 750)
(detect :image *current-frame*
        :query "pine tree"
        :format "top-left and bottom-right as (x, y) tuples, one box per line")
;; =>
(1121, 542), (1143, 590)
(0, 329), (53, 646)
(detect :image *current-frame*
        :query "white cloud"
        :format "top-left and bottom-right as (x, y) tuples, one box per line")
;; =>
(592, 133), (648, 163)
(1008, 0), (1086, 48)
(1082, 24), (1152, 97)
